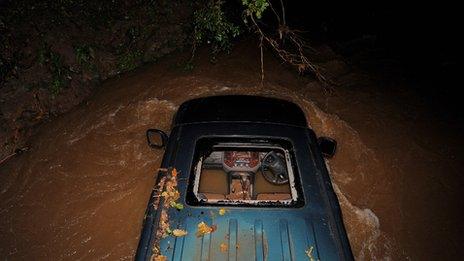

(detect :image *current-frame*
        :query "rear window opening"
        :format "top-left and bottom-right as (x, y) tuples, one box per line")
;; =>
(187, 138), (304, 207)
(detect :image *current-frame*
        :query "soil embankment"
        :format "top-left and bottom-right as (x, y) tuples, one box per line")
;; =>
(1, 0), (193, 160)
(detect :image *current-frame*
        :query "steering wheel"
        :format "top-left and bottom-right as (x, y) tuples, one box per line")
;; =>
(260, 151), (289, 185)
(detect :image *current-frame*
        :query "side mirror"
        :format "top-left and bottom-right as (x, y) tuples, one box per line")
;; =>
(146, 129), (169, 149)
(317, 137), (337, 158)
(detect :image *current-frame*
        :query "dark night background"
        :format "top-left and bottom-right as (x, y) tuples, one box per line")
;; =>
(274, 2), (459, 82)
(283, 1), (462, 124)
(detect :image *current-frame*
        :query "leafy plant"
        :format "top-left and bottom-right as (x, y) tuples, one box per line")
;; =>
(117, 50), (142, 72)
(242, 0), (269, 19)
(37, 44), (49, 66)
(193, 0), (240, 56)
(37, 43), (70, 95)
(75, 45), (92, 65)
(49, 52), (69, 95)
(74, 44), (95, 72)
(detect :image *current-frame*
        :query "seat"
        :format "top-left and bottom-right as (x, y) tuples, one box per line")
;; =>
(198, 168), (229, 195)
(254, 170), (291, 195)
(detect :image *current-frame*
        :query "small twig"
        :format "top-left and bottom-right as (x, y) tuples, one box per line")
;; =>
(246, 12), (334, 88)
(267, 0), (281, 25)
(0, 147), (30, 166)
(0, 153), (16, 166)
(279, 0), (286, 27)
(190, 27), (198, 64)
(260, 35), (264, 85)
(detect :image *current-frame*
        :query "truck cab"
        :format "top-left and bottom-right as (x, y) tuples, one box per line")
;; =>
(136, 95), (353, 261)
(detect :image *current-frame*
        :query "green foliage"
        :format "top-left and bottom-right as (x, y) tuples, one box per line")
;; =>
(242, 0), (269, 19)
(183, 61), (195, 72)
(191, 0), (272, 60)
(49, 52), (69, 95)
(74, 45), (93, 65)
(170, 201), (184, 210)
(117, 50), (142, 72)
(1, 0), (194, 103)
(193, 0), (240, 55)
(74, 44), (96, 72)
(37, 44), (49, 66)
(37, 43), (70, 95)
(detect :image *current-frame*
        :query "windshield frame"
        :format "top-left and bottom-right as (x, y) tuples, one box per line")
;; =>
(185, 137), (306, 208)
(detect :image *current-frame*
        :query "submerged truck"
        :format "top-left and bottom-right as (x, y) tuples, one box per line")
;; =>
(136, 95), (353, 261)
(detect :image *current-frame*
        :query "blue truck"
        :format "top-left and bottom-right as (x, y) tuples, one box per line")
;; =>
(136, 95), (353, 261)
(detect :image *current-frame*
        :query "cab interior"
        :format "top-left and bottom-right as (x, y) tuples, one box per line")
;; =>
(195, 148), (293, 202)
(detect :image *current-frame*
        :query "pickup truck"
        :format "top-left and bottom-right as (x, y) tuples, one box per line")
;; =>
(136, 95), (353, 261)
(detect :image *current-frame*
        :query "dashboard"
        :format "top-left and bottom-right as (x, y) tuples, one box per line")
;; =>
(223, 151), (260, 172)
(204, 151), (263, 172)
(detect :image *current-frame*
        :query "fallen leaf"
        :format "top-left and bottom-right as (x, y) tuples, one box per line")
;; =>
(165, 227), (172, 236)
(172, 229), (188, 237)
(220, 243), (228, 253)
(219, 208), (226, 215)
(211, 224), (217, 233)
(305, 246), (315, 261)
(196, 221), (214, 237)
(170, 201), (184, 210)
(154, 255), (167, 261)
(159, 211), (170, 238)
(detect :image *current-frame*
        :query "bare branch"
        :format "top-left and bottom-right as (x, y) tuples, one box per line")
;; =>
(279, 0), (286, 26)
(247, 13), (333, 87)
(260, 35), (264, 85)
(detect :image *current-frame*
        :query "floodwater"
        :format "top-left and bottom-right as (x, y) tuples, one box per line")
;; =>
(1, 43), (463, 260)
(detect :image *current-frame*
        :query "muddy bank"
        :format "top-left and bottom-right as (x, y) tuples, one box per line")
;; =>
(0, 0), (193, 160)
(1, 43), (463, 260)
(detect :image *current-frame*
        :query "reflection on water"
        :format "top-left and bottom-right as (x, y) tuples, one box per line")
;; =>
(0, 46), (462, 260)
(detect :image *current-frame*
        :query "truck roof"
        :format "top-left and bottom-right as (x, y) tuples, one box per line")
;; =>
(137, 122), (353, 260)
(173, 95), (308, 127)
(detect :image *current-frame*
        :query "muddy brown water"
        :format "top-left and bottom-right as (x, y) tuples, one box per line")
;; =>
(1, 44), (463, 260)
